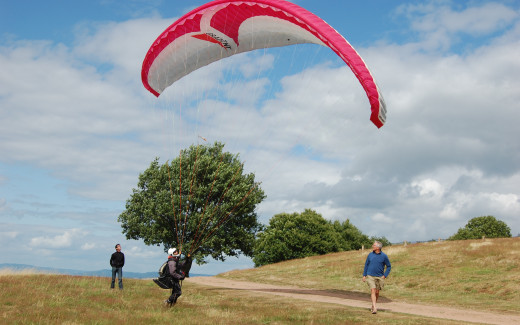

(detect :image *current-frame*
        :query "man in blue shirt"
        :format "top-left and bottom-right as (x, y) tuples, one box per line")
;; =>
(362, 241), (391, 314)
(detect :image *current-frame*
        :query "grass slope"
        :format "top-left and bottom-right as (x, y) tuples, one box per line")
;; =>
(1, 238), (518, 324)
(220, 237), (520, 313)
(0, 274), (461, 324)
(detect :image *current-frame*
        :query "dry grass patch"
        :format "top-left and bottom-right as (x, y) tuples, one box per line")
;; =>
(220, 237), (520, 313)
(0, 274), (461, 324)
(469, 241), (493, 249)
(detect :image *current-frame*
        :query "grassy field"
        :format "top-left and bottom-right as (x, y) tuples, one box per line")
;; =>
(1, 237), (518, 324)
(220, 237), (520, 313)
(0, 273), (463, 324)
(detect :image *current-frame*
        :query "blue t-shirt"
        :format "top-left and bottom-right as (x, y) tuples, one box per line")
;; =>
(363, 250), (391, 277)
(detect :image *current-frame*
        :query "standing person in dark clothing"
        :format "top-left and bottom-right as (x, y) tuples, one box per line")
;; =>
(362, 241), (391, 314)
(110, 244), (125, 290)
(164, 247), (185, 307)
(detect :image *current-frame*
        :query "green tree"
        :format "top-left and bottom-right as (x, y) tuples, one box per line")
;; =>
(118, 142), (265, 263)
(449, 215), (512, 240)
(332, 220), (391, 250)
(332, 219), (370, 250)
(253, 209), (343, 267)
(370, 236), (392, 248)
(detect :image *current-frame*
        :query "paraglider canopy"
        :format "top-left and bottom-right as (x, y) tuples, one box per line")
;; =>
(141, 0), (386, 128)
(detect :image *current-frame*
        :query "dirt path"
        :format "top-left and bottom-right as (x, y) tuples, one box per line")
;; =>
(189, 276), (520, 325)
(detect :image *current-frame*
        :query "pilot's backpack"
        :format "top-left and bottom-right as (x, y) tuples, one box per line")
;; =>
(153, 261), (173, 289)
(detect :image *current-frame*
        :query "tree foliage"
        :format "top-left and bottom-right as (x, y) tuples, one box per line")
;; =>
(253, 209), (341, 267)
(331, 220), (391, 251)
(118, 142), (265, 264)
(449, 215), (512, 240)
(253, 209), (389, 267)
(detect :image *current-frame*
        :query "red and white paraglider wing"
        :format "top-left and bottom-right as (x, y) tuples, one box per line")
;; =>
(142, 0), (386, 128)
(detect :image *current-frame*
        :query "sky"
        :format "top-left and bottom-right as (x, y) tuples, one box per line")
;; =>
(1, 0), (519, 275)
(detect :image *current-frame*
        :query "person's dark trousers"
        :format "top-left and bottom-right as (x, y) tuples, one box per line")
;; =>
(111, 267), (123, 289)
(168, 281), (182, 302)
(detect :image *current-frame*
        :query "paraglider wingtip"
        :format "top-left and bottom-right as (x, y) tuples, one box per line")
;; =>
(370, 114), (385, 129)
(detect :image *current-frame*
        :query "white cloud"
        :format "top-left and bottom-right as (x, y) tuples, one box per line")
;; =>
(1, 0), (519, 273)
(0, 37), (168, 200)
(372, 213), (392, 223)
(440, 204), (460, 220)
(487, 193), (519, 209)
(81, 243), (96, 250)
(407, 2), (517, 34)
(0, 231), (18, 239)
(396, 1), (518, 50)
(412, 179), (444, 198)
(29, 228), (85, 249)
(125, 245), (163, 259)
(239, 53), (275, 78)
(73, 17), (175, 89)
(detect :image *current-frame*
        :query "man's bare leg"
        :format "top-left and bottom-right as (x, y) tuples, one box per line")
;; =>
(371, 288), (378, 313)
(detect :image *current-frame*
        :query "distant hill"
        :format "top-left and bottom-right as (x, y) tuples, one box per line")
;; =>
(0, 263), (208, 278)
